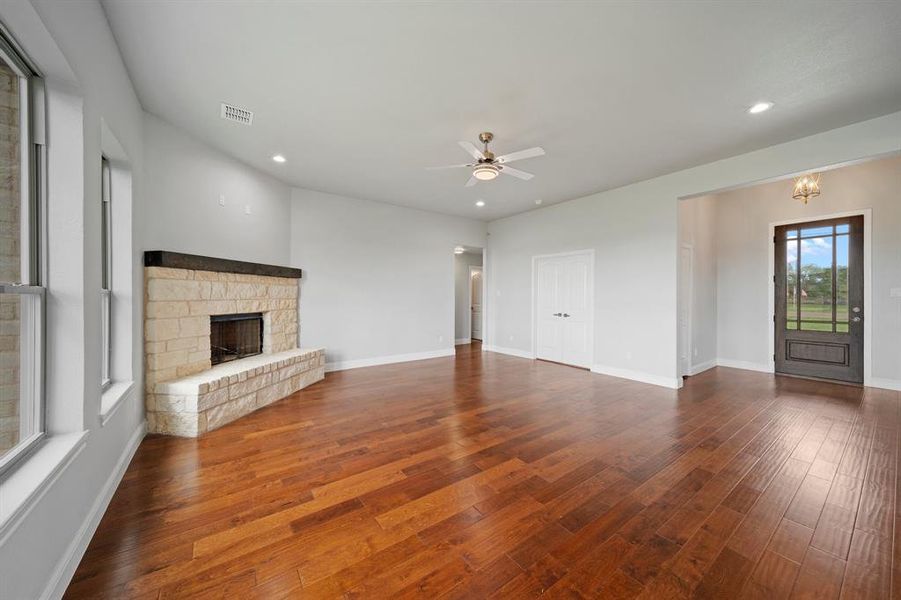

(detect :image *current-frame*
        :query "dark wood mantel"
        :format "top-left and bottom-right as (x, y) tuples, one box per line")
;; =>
(143, 251), (302, 279)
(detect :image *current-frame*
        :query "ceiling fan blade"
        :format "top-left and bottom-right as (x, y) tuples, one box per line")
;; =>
(426, 163), (473, 170)
(465, 176), (478, 187)
(458, 141), (485, 160)
(499, 165), (534, 180)
(495, 146), (545, 164)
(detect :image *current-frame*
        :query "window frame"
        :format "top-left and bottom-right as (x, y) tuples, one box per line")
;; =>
(0, 25), (47, 479)
(783, 218), (853, 334)
(101, 157), (112, 390)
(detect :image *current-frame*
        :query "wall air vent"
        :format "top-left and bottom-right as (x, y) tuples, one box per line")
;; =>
(220, 102), (254, 125)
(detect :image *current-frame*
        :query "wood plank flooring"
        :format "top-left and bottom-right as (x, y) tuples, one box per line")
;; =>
(65, 342), (900, 598)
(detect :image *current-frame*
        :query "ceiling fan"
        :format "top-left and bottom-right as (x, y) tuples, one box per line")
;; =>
(427, 132), (545, 187)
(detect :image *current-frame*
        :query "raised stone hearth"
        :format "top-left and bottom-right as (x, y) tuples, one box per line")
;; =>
(148, 348), (324, 436)
(144, 252), (323, 436)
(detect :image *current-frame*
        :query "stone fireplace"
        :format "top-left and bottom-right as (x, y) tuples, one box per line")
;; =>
(143, 251), (324, 437)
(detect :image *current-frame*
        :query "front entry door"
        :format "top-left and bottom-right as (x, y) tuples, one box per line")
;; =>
(535, 252), (592, 368)
(775, 216), (863, 383)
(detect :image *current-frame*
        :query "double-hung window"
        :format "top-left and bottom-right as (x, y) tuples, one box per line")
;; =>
(101, 157), (112, 389)
(0, 28), (45, 476)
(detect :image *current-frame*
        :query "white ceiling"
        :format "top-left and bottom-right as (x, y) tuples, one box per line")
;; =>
(102, 1), (901, 221)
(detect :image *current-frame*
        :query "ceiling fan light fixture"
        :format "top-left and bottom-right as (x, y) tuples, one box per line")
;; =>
(473, 164), (499, 181)
(475, 200), (485, 207)
(427, 132), (543, 187)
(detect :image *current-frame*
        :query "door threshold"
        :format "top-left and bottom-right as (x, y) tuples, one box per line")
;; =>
(774, 372), (863, 388)
(536, 358), (590, 371)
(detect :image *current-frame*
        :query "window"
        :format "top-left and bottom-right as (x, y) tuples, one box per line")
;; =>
(0, 28), (45, 476)
(101, 158), (112, 389)
(784, 221), (851, 333)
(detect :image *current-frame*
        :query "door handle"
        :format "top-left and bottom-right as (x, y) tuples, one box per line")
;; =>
(553, 312), (562, 317)
(852, 316), (861, 323)
(562, 313), (571, 318)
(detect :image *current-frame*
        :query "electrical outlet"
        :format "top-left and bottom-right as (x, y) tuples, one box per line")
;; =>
(438, 335), (444, 343)
(244, 204), (252, 215)
(218, 194), (226, 207)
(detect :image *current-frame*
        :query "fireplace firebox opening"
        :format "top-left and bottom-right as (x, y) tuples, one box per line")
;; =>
(210, 312), (263, 365)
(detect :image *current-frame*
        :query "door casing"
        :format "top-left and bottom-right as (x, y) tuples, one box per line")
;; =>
(767, 209), (872, 384)
(531, 249), (595, 368)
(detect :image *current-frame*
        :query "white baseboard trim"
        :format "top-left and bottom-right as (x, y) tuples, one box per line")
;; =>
(590, 364), (681, 389)
(43, 421), (146, 600)
(325, 348), (455, 372)
(454, 338), (471, 345)
(715, 358), (775, 373)
(687, 359), (717, 376)
(865, 377), (901, 392)
(484, 345), (535, 360)
(713, 359), (901, 391)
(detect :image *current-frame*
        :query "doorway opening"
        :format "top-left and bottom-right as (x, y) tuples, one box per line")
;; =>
(774, 214), (864, 384)
(676, 153), (896, 388)
(454, 246), (484, 348)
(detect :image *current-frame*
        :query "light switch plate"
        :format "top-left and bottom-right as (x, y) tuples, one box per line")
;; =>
(218, 194), (226, 206)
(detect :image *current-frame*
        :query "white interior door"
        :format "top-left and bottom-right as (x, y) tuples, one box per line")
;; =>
(470, 266), (483, 340)
(535, 252), (593, 368)
(561, 254), (592, 367)
(536, 259), (563, 362)
(679, 246), (692, 376)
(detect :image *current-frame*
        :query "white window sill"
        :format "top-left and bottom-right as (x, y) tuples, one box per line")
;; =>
(0, 430), (89, 542)
(100, 380), (136, 427)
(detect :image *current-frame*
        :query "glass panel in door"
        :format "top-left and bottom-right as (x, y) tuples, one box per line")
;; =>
(799, 235), (834, 331)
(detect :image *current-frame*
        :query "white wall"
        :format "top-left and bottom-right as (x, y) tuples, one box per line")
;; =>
(0, 1), (146, 598)
(290, 188), (486, 368)
(488, 189), (677, 386)
(454, 252), (482, 342)
(713, 154), (901, 387)
(678, 195), (718, 372)
(143, 113), (292, 265)
(487, 111), (901, 389)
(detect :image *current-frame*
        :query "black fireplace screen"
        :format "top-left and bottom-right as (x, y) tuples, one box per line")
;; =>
(210, 313), (263, 365)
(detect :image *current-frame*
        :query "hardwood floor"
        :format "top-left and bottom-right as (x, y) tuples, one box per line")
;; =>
(66, 342), (900, 599)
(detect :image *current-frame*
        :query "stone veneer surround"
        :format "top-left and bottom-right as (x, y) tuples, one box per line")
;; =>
(144, 263), (322, 436)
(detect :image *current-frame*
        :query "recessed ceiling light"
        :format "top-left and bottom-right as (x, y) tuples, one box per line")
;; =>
(748, 101), (774, 114)
(272, 154), (286, 163)
(475, 200), (485, 207)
